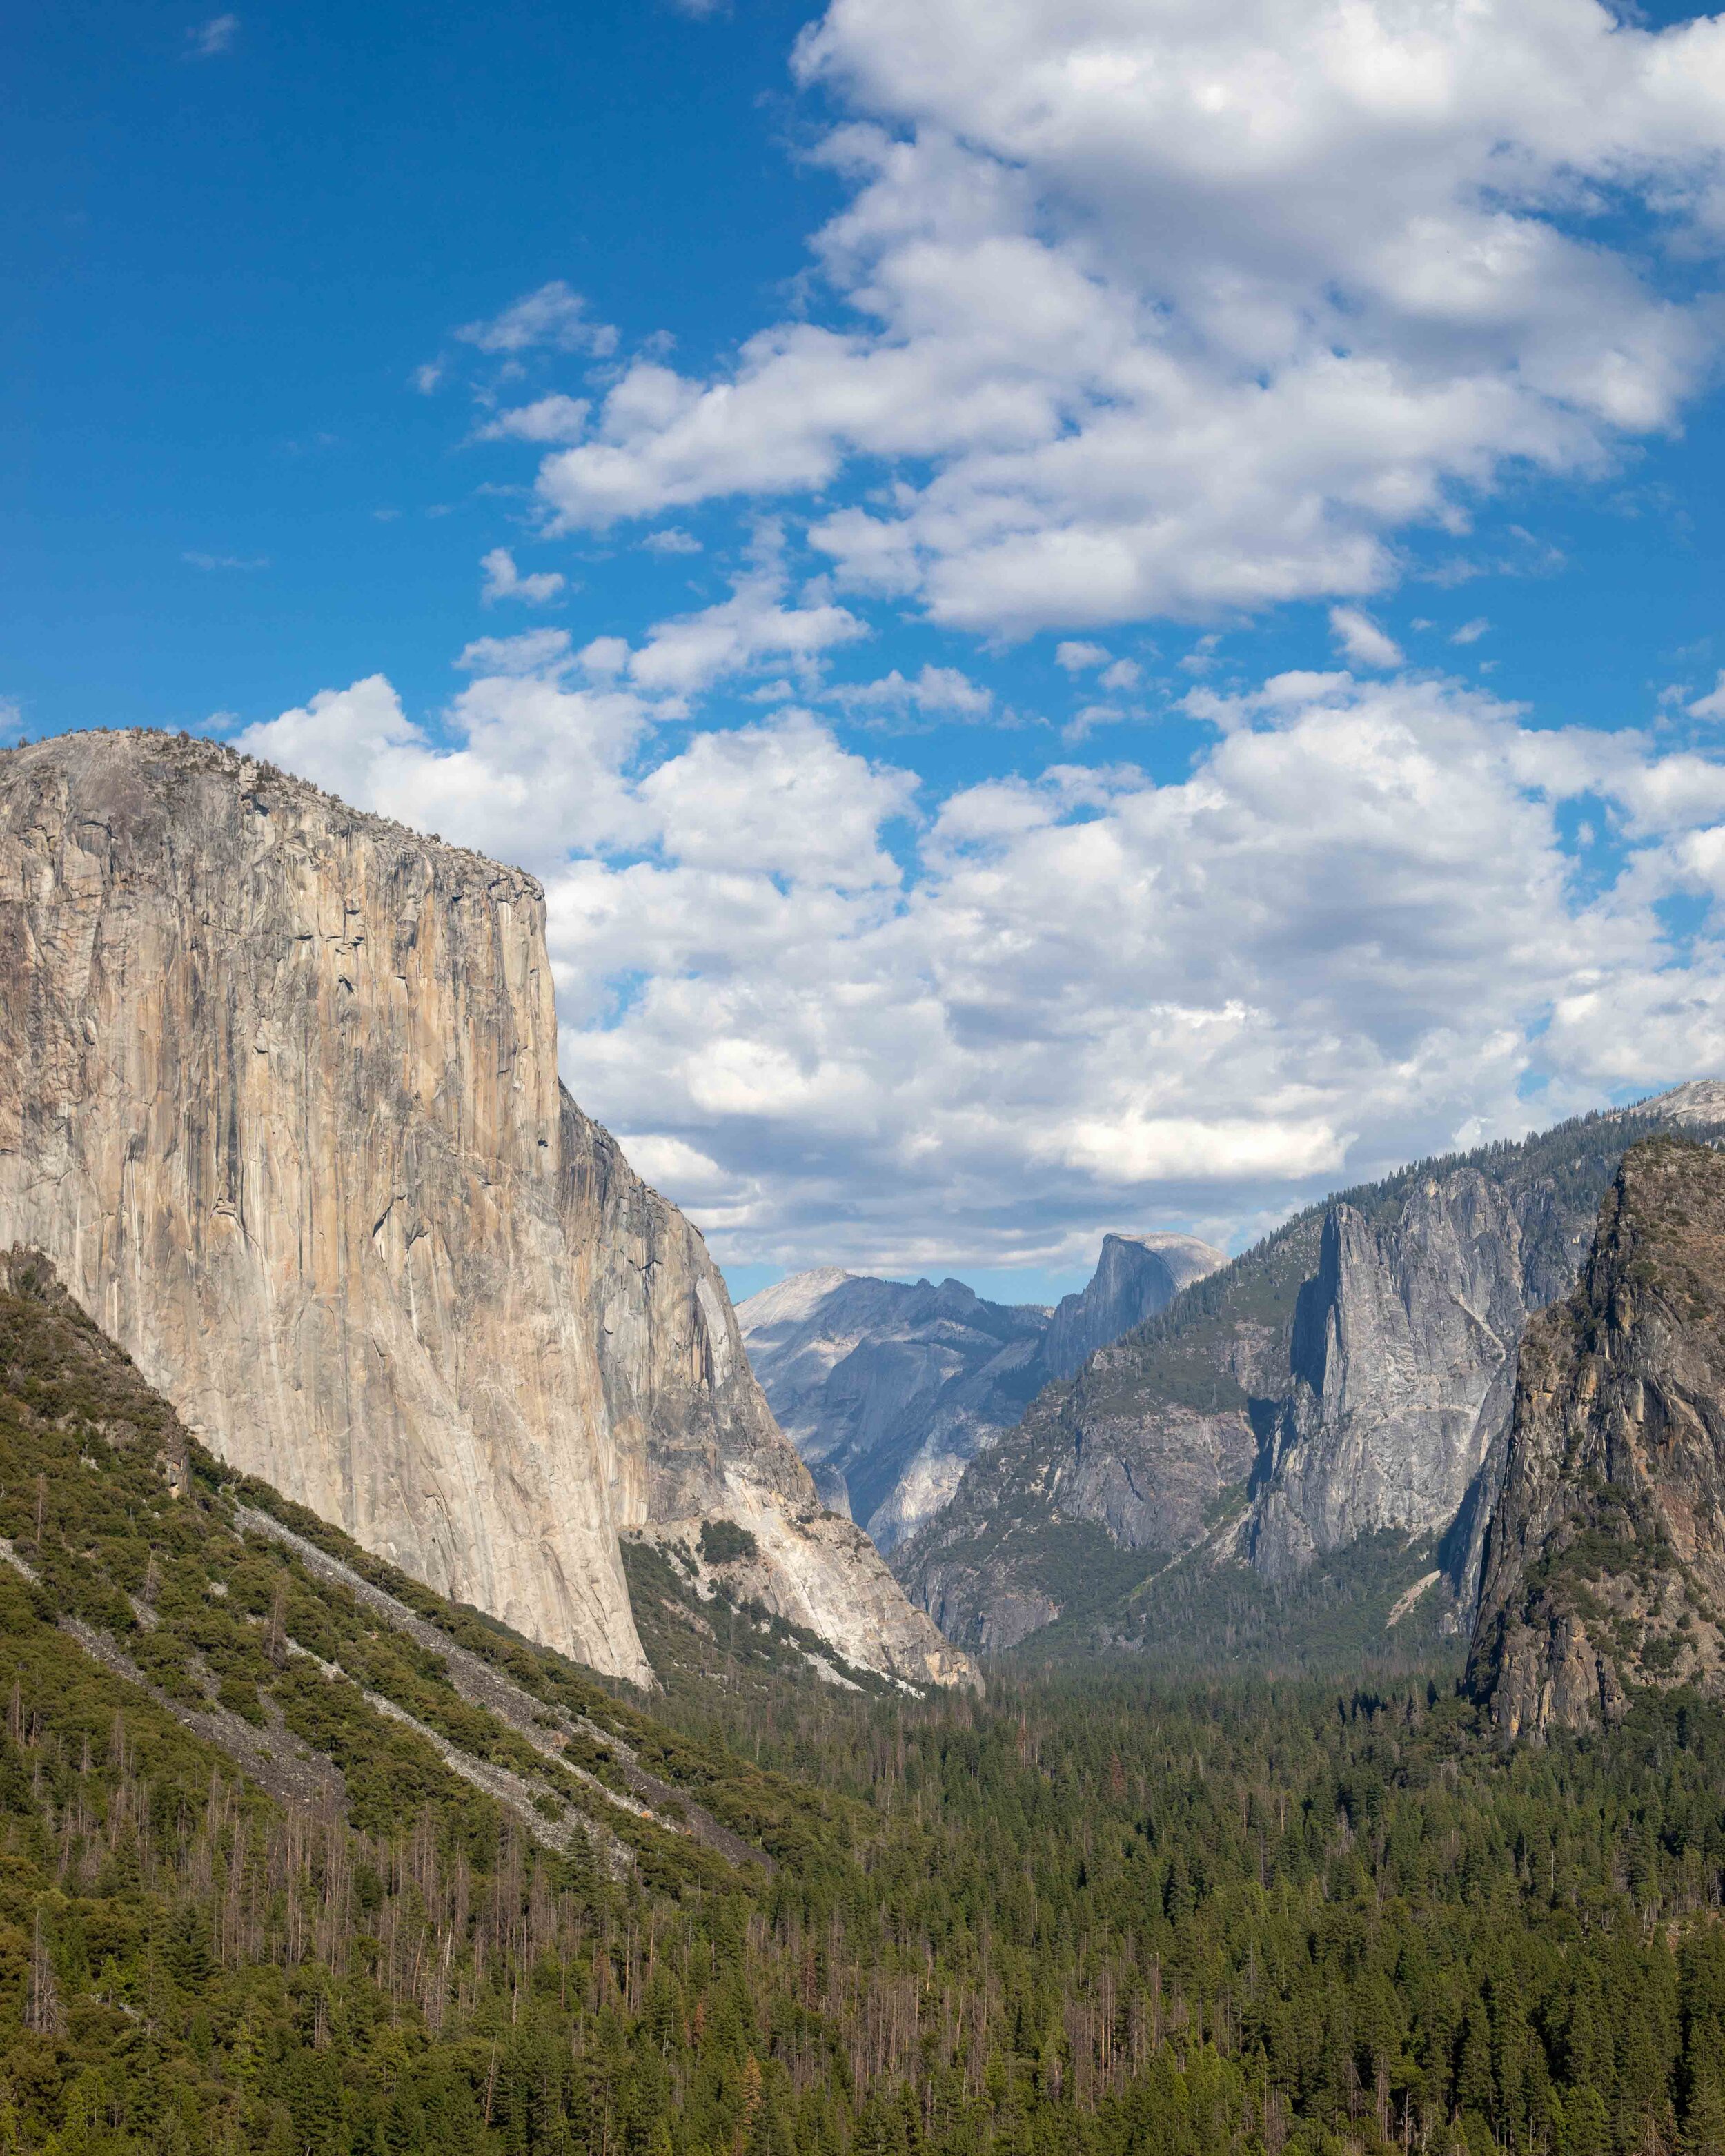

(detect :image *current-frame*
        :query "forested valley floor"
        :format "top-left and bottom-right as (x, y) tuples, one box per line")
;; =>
(3, 1267), (1725, 2156)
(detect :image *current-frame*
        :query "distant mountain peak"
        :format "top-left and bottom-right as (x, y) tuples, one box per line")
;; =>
(1632, 1077), (1725, 1126)
(738, 1229), (1221, 1554)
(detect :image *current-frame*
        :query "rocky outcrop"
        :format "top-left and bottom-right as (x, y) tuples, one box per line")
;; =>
(1469, 1138), (1725, 1740)
(0, 730), (971, 1692)
(896, 1092), (1725, 1660)
(739, 1231), (1223, 1556)
(1039, 1233), (1224, 1382)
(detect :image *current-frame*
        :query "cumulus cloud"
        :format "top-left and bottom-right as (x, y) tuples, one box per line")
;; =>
(831, 664), (993, 721)
(1689, 671), (1725, 721)
(509, 0), (1725, 636)
(480, 547), (566, 606)
(237, 660), (1725, 1274)
(234, 668), (651, 868)
(623, 563), (867, 695)
(454, 629), (573, 675)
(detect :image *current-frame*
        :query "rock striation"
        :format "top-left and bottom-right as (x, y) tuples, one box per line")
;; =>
(895, 1091), (1725, 1658)
(1469, 1137), (1725, 1739)
(0, 731), (971, 1692)
(738, 1230), (1223, 1555)
(1247, 1167), (1575, 1590)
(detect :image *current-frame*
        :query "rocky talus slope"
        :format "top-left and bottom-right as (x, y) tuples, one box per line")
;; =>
(1470, 1137), (1725, 1739)
(738, 1232), (1221, 1555)
(894, 1087), (1725, 1659)
(0, 731), (969, 1691)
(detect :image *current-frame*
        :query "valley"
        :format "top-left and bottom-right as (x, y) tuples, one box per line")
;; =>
(4, 731), (1725, 2156)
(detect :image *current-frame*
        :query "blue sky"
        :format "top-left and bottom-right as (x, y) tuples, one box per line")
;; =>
(11, 0), (1725, 1305)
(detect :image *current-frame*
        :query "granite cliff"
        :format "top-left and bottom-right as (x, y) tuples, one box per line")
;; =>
(738, 1231), (1222, 1555)
(1040, 1233), (1224, 1382)
(0, 730), (971, 1692)
(894, 1089), (1725, 1660)
(1470, 1136), (1725, 1740)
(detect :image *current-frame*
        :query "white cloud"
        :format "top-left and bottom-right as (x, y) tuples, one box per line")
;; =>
(457, 281), (618, 359)
(832, 663), (993, 720)
(1329, 606), (1405, 670)
(578, 636), (631, 680)
(186, 13), (236, 57)
(513, 0), (1725, 636)
(1690, 671), (1725, 721)
(476, 395), (591, 445)
(1451, 617), (1491, 646)
(636, 710), (916, 886)
(1098, 658), (1141, 693)
(480, 547), (566, 606)
(235, 667), (651, 867)
(184, 551), (268, 571)
(411, 362), (444, 395)
(642, 528), (704, 554)
(1055, 642), (1111, 672)
(624, 564), (867, 694)
(455, 629), (573, 675)
(241, 660), (1725, 1274)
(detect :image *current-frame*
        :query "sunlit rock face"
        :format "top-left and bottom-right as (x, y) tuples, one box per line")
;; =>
(0, 731), (972, 1692)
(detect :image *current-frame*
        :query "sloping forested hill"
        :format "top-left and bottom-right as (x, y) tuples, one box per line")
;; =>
(6, 1254), (1725, 2156)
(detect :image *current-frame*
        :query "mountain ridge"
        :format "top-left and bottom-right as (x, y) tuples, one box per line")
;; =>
(892, 1086), (1725, 1661)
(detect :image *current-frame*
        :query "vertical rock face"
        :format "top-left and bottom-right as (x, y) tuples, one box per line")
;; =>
(1038, 1233), (1225, 1383)
(1470, 1138), (1725, 1740)
(0, 731), (972, 1692)
(738, 1231), (1223, 1556)
(1246, 1171), (1551, 1585)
